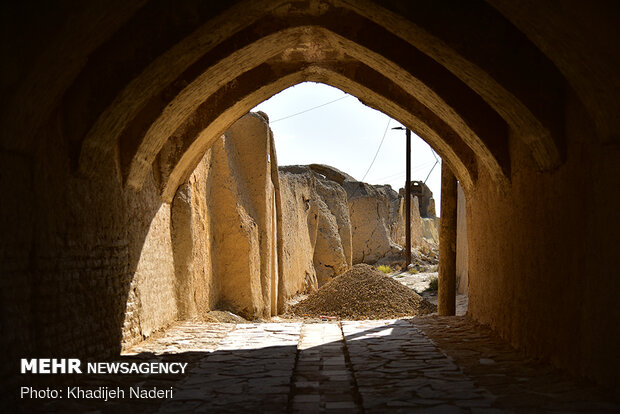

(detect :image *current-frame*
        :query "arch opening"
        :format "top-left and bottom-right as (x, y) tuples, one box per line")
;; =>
(4, 0), (620, 400)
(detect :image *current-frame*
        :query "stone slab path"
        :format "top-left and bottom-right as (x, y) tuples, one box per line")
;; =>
(158, 323), (301, 414)
(342, 320), (495, 413)
(17, 318), (620, 413)
(291, 323), (361, 413)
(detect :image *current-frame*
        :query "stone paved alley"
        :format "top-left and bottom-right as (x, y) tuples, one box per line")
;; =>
(19, 317), (620, 413)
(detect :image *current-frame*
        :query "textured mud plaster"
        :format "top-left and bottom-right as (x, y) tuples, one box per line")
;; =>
(345, 181), (432, 264)
(467, 92), (620, 390)
(278, 166), (352, 292)
(422, 217), (440, 244)
(125, 192), (176, 340)
(278, 169), (320, 301)
(345, 183), (396, 264)
(456, 183), (468, 295)
(394, 195), (428, 249)
(171, 151), (216, 320)
(208, 113), (279, 319)
(313, 180), (352, 286)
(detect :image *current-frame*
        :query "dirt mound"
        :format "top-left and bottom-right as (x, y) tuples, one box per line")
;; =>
(289, 264), (436, 319)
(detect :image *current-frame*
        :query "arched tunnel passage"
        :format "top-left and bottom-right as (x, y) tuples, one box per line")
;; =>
(2, 0), (620, 411)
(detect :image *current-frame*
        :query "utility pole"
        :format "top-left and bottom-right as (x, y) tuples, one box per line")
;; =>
(393, 126), (412, 267)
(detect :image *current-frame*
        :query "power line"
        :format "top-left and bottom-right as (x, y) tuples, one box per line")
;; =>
(374, 171), (405, 182)
(372, 161), (436, 183)
(360, 118), (391, 183)
(270, 95), (351, 123)
(423, 161), (439, 184)
(423, 144), (440, 184)
(347, 118), (392, 200)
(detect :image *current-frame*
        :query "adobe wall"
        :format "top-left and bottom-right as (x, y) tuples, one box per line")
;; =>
(345, 183), (401, 264)
(0, 108), (169, 371)
(278, 165), (353, 295)
(456, 184), (468, 295)
(393, 195), (427, 249)
(171, 151), (216, 322)
(278, 169), (319, 299)
(0, 110), (284, 374)
(208, 113), (279, 318)
(466, 92), (620, 388)
(122, 174), (176, 346)
(123, 150), (219, 349)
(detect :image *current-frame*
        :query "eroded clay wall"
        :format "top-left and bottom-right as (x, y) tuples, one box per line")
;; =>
(208, 113), (279, 319)
(456, 183), (468, 294)
(278, 165), (353, 295)
(171, 151), (216, 321)
(345, 183), (398, 264)
(466, 92), (620, 388)
(393, 195), (427, 249)
(278, 169), (320, 300)
(313, 179), (353, 285)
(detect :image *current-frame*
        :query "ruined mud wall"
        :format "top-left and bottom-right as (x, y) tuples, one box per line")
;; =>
(313, 178), (353, 285)
(208, 113), (279, 318)
(122, 149), (222, 349)
(422, 217), (440, 244)
(168, 113), (282, 321)
(393, 195), (427, 250)
(344, 182), (400, 264)
(278, 169), (319, 304)
(0, 109), (285, 372)
(278, 166), (352, 296)
(466, 92), (620, 388)
(344, 181), (437, 265)
(171, 152), (216, 320)
(456, 184), (468, 295)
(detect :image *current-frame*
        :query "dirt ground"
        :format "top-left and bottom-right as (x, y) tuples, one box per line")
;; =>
(389, 270), (469, 316)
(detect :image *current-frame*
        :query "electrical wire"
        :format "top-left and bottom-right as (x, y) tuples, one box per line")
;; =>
(424, 160), (439, 184)
(270, 95), (351, 123)
(359, 118), (391, 183)
(371, 160), (436, 183)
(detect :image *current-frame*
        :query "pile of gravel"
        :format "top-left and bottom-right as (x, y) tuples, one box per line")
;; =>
(289, 264), (436, 319)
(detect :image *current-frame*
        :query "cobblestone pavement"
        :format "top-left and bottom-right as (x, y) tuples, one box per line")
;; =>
(291, 323), (361, 413)
(124, 321), (234, 354)
(342, 320), (496, 413)
(413, 316), (620, 413)
(157, 323), (301, 414)
(15, 318), (619, 413)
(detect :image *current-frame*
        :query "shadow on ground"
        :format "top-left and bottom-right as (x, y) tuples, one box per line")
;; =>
(7, 318), (620, 414)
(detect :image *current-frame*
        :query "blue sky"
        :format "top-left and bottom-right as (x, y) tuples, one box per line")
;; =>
(253, 82), (442, 207)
